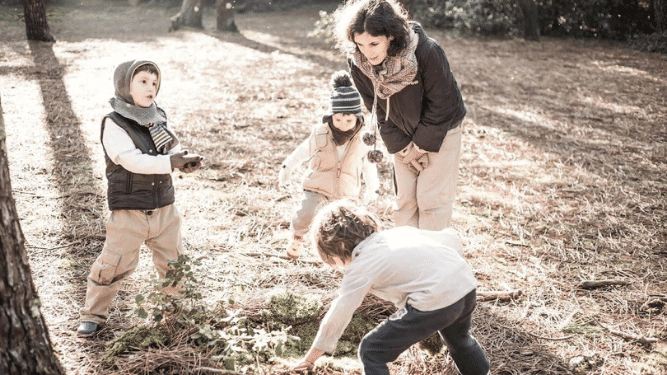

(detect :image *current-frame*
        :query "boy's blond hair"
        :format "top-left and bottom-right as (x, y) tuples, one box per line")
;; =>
(309, 199), (380, 265)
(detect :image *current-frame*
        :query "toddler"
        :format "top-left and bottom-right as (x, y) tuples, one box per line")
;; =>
(279, 70), (380, 259)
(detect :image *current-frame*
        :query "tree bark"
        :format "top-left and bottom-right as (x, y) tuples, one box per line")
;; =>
(22, 0), (55, 42)
(517, 0), (540, 41)
(655, 0), (665, 32)
(169, 0), (204, 31)
(216, 0), (238, 32)
(0, 98), (64, 374)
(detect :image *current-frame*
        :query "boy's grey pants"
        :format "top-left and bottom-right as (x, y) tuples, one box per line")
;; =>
(358, 289), (490, 375)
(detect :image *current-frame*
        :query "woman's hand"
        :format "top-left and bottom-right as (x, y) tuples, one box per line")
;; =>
(395, 143), (428, 174)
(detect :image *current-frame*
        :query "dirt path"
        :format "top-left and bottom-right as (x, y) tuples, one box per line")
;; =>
(1, 1), (666, 374)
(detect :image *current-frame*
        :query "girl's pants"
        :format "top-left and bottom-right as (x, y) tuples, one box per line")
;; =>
(393, 124), (462, 230)
(79, 204), (184, 324)
(358, 289), (489, 375)
(290, 190), (329, 238)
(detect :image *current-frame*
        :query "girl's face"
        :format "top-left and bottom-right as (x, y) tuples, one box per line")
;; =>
(331, 113), (358, 132)
(129, 71), (159, 108)
(353, 32), (394, 66)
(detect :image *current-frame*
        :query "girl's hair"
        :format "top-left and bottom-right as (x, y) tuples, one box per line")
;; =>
(333, 0), (411, 57)
(309, 199), (380, 266)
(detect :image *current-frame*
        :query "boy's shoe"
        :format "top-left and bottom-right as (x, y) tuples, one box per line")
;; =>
(77, 321), (100, 337)
(286, 236), (303, 260)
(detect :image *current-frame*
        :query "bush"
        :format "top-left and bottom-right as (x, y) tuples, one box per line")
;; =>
(414, 0), (522, 37)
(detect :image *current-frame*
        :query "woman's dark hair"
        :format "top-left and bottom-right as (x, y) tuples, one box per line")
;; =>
(333, 0), (411, 57)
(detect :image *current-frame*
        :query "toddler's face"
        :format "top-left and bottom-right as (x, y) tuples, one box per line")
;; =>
(331, 113), (358, 132)
(129, 71), (159, 108)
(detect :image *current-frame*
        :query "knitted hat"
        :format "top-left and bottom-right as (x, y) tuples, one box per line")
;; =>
(324, 70), (363, 121)
(113, 60), (161, 105)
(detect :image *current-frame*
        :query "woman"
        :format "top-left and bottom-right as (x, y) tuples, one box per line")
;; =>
(333, 0), (466, 230)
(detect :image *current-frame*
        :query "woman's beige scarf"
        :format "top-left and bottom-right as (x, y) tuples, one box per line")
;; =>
(352, 30), (419, 100)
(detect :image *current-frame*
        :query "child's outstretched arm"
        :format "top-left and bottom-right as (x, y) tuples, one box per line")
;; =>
(278, 139), (309, 188)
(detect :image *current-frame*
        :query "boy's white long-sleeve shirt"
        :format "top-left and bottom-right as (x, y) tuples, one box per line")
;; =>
(311, 226), (477, 354)
(282, 138), (380, 195)
(102, 118), (180, 174)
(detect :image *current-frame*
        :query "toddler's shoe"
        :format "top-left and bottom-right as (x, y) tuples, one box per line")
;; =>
(77, 321), (100, 337)
(286, 236), (303, 260)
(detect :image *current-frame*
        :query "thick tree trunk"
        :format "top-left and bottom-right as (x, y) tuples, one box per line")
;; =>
(518, 0), (540, 41)
(169, 0), (203, 31)
(216, 0), (238, 32)
(655, 0), (665, 32)
(0, 99), (64, 374)
(22, 0), (55, 42)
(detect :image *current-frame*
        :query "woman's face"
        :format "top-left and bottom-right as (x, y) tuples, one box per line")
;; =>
(353, 32), (394, 66)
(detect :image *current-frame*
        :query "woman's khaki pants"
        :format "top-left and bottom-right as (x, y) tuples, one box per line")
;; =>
(393, 125), (462, 230)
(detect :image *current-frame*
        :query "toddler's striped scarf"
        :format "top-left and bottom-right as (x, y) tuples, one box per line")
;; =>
(109, 97), (177, 154)
(148, 123), (173, 154)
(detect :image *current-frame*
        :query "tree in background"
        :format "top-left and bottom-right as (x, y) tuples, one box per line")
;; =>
(170, 0), (204, 31)
(22, 0), (55, 42)
(0, 97), (65, 374)
(217, 0), (238, 32)
(518, 0), (539, 41)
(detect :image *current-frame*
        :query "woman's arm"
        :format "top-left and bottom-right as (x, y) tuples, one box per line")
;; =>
(412, 41), (465, 152)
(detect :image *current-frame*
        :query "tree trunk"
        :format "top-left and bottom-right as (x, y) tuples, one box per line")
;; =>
(216, 0), (238, 32)
(169, 0), (203, 32)
(655, 0), (665, 32)
(517, 0), (540, 41)
(22, 0), (55, 42)
(0, 99), (65, 374)
(397, 0), (416, 19)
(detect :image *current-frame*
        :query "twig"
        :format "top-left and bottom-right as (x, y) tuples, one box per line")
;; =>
(578, 280), (630, 289)
(477, 290), (523, 302)
(188, 366), (242, 374)
(27, 239), (83, 250)
(594, 320), (659, 346)
(496, 323), (574, 341)
(237, 252), (323, 266)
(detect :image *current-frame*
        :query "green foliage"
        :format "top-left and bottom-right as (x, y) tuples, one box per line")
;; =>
(102, 326), (167, 367)
(267, 289), (323, 325)
(417, 331), (445, 356)
(126, 255), (299, 373)
(309, 10), (337, 43)
(538, 0), (654, 40)
(415, 0), (521, 37)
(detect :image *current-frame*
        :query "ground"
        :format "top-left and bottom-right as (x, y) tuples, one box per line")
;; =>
(1, 0), (666, 374)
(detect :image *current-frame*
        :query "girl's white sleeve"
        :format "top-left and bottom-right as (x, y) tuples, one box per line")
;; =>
(281, 138), (311, 171)
(102, 118), (173, 174)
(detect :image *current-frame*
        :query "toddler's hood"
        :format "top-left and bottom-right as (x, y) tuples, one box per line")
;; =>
(113, 60), (161, 104)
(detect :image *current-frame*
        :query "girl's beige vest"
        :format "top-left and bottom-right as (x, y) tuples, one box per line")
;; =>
(302, 124), (365, 199)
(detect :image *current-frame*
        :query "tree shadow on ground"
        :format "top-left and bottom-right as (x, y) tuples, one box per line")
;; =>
(28, 41), (105, 255)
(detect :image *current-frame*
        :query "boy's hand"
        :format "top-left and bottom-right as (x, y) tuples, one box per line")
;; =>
(171, 151), (204, 173)
(291, 359), (314, 372)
